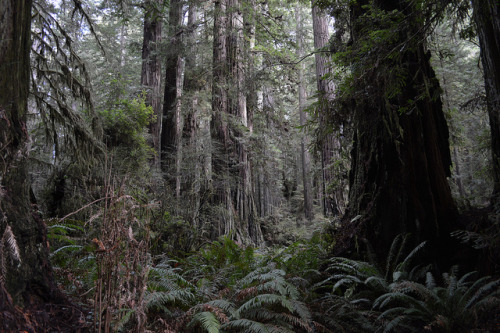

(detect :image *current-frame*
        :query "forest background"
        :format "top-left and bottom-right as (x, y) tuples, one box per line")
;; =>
(0, 0), (499, 331)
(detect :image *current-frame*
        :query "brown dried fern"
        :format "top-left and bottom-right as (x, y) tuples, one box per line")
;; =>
(0, 224), (22, 286)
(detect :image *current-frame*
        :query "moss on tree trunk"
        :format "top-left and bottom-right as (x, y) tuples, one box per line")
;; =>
(1, 1), (69, 329)
(338, 0), (457, 260)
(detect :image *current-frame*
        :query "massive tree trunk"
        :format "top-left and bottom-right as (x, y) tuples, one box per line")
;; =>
(141, 0), (163, 166)
(472, 0), (500, 204)
(338, 0), (457, 259)
(0, 0), (66, 329)
(311, 3), (344, 217)
(296, 6), (314, 221)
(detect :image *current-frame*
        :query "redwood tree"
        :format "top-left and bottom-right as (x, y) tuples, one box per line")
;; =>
(0, 0), (65, 329)
(472, 0), (500, 204)
(211, 0), (263, 243)
(161, 0), (184, 191)
(335, 0), (457, 258)
(311, 2), (344, 217)
(297, 5), (315, 221)
(141, 0), (163, 166)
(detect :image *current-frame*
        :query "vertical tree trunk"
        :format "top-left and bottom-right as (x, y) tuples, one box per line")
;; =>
(339, 0), (457, 259)
(311, 2), (344, 217)
(175, 57), (185, 203)
(472, 0), (500, 204)
(182, 1), (204, 227)
(141, 0), (163, 166)
(120, 24), (127, 68)
(161, 0), (184, 204)
(211, 0), (236, 239)
(211, 0), (262, 243)
(296, 6), (315, 221)
(0, 1), (64, 328)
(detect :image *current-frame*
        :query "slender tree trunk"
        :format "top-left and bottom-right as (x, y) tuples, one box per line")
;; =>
(211, 0), (236, 240)
(182, 1), (204, 227)
(141, 0), (163, 166)
(472, 0), (500, 204)
(312, 2), (344, 217)
(120, 24), (127, 68)
(0, 1), (66, 329)
(296, 6), (314, 221)
(161, 0), (184, 203)
(175, 57), (185, 203)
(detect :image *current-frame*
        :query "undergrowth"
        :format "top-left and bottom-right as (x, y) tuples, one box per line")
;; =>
(49, 214), (500, 332)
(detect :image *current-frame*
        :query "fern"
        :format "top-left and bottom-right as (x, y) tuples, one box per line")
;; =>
(145, 289), (195, 310)
(312, 236), (430, 332)
(373, 269), (500, 332)
(187, 311), (221, 333)
(0, 224), (22, 285)
(221, 318), (290, 333)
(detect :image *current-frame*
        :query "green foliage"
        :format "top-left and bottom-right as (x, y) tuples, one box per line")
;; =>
(264, 234), (328, 281)
(46, 218), (97, 297)
(146, 260), (196, 315)
(310, 235), (429, 331)
(180, 236), (256, 291)
(150, 215), (197, 257)
(188, 311), (221, 333)
(374, 269), (500, 332)
(99, 91), (154, 148)
(187, 266), (313, 332)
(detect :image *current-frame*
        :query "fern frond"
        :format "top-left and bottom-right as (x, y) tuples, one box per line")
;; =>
(51, 244), (83, 256)
(381, 314), (413, 333)
(459, 275), (491, 305)
(392, 281), (439, 303)
(241, 267), (286, 285)
(115, 308), (135, 331)
(425, 271), (436, 289)
(333, 276), (362, 293)
(395, 241), (426, 275)
(457, 271), (477, 287)
(221, 318), (290, 333)
(275, 312), (312, 331)
(145, 289), (195, 309)
(187, 311), (221, 333)
(290, 299), (311, 322)
(385, 234), (404, 280)
(206, 299), (237, 318)
(48, 223), (84, 233)
(364, 275), (388, 291)
(237, 294), (293, 317)
(257, 278), (299, 299)
(465, 278), (500, 309)
(2, 225), (21, 265)
(373, 292), (422, 310)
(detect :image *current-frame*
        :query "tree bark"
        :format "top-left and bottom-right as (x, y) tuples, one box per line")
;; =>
(296, 6), (314, 221)
(472, 0), (500, 204)
(182, 1), (205, 227)
(211, 0), (236, 240)
(161, 0), (184, 203)
(0, 0), (65, 328)
(311, 3), (344, 217)
(141, 0), (163, 166)
(339, 0), (457, 260)
(210, 0), (263, 243)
